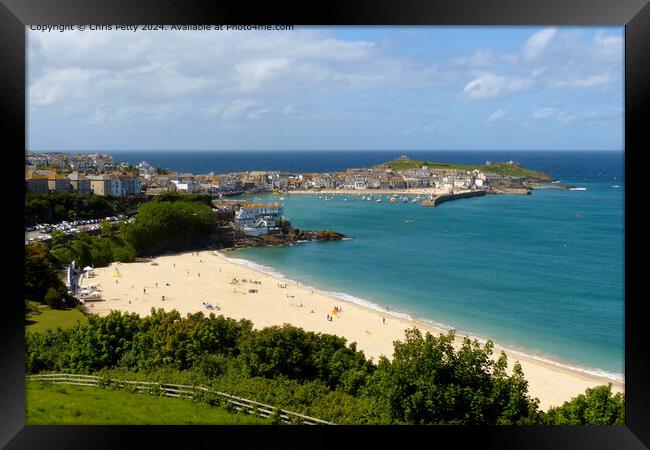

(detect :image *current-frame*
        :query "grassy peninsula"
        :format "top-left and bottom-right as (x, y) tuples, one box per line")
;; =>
(377, 157), (553, 181)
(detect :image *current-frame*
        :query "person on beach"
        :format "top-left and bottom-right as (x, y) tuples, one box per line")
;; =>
(383, 317), (385, 325)
(156, 282), (158, 288)
(143, 288), (146, 294)
(162, 295), (165, 301)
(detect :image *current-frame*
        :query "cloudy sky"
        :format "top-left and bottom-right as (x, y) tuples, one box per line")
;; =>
(27, 26), (623, 151)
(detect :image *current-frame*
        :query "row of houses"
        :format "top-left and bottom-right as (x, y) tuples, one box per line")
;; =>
(25, 169), (142, 196)
(141, 166), (500, 195)
(26, 152), (118, 173)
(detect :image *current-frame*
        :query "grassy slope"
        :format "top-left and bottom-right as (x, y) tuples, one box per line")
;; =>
(25, 306), (87, 333)
(378, 158), (552, 180)
(26, 381), (272, 425)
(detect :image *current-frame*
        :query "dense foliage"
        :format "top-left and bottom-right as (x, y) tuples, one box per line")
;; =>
(542, 384), (624, 425)
(25, 193), (141, 226)
(121, 201), (215, 255)
(24, 309), (619, 424)
(365, 329), (539, 424)
(152, 192), (213, 206)
(49, 228), (136, 268)
(25, 242), (73, 308)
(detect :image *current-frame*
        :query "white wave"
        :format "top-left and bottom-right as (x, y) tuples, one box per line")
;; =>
(611, 185), (620, 188)
(569, 187), (587, 191)
(213, 250), (624, 383)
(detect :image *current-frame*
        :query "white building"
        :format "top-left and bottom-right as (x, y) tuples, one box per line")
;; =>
(235, 203), (284, 236)
(171, 179), (195, 193)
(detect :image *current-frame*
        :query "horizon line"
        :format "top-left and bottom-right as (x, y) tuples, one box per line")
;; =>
(26, 148), (625, 153)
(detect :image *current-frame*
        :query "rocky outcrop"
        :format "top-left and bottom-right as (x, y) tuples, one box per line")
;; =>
(231, 229), (348, 249)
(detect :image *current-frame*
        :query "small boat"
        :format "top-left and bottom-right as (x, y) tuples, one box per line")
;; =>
(390, 195), (398, 203)
(405, 219), (414, 223)
(279, 197), (285, 200)
(402, 196), (409, 203)
(376, 198), (382, 203)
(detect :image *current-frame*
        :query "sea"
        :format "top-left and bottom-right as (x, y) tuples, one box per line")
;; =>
(110, 150), (625, 381)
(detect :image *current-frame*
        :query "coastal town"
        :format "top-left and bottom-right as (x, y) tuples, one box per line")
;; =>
(26, 151), (558, 240)
(25, 152), (556, 197)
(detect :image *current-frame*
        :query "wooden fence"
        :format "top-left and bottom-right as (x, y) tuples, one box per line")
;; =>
(27, 373), (335, 425)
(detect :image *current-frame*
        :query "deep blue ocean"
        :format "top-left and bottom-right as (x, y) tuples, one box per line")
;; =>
(110, 150), (625, 379)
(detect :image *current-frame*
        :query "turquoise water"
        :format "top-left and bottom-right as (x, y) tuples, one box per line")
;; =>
(231, 183), (624, 379)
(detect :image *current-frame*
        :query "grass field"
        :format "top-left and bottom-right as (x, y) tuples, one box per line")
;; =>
(25, 305), (87, 333)
(26, 381), (274, 425)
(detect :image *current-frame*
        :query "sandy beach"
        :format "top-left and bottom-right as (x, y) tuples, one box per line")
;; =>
(84, 250), (623, 410)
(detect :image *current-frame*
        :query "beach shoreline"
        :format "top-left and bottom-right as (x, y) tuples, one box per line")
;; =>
(84, 250), (624, 410)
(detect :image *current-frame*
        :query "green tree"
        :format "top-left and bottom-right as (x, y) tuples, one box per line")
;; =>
(365, 328), (540, 424)
(100, 220), (115, 238)
(543, 384), (624, 425)
(44, 287), (65, 310)
(25, 242), (68, 304)
(121, 201), (215, 255)
(50, 230), (66, 246)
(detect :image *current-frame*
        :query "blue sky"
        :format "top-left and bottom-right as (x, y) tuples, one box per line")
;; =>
(27, 26), (623, 151)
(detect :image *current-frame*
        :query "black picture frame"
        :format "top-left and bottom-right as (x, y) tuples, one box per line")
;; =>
(3, 0), (647, 448)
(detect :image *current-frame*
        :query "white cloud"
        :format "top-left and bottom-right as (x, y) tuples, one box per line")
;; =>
(234, 58), (292, 92)
(221, 99), (259, 120)
(553, 73), (612, 87)
(523, 28), (557, 60)
(281, 104), (295, 115)
(463, 73), (534, 100)
(533, 107), (556, 120)
(247, 108), (270, 120)
(454, 49), (494, 68)
(593, 31), (623, 60)
(422, 123), (445, 133)
(485, 109), (506, 123)
(30, 67), (98, 106)
(532, 107), (577, 124)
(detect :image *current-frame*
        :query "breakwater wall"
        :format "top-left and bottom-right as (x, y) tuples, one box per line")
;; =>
(494, 187), (531, 195)
(421, 190), (486, 207)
